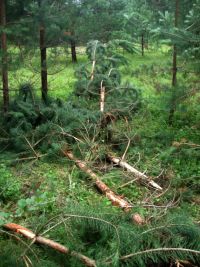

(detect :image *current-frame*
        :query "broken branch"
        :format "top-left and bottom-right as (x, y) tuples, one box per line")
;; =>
(4, 223), (96, 267)
(108, 155), (162, 191)
(63, 150), (132, 212)
(100, 81), (105, 113)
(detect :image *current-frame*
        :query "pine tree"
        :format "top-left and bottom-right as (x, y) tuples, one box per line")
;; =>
(0, 0), (9, 113)
(123, 0), (153, 56)
(36, 0), (48, 102)
(168, 0), (179, 125)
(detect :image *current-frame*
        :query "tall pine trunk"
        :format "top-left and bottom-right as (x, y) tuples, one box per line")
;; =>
(0, 0), (9, 113)
(38, 0), (48, 102)
(40, 26), (48, 102)
(169, 0), (179, 125)
(141, 33), (144, 56)
(71, 38), (77, 63)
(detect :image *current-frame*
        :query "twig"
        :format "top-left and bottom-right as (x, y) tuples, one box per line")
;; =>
(24, 137), (38, 159)
(120, 247), (200, 261)
(55, 124), (84, 143)
(14, 154), (47, 162)
(121, 135), (131, 161)
(0, 229), (39, 262)
(117, 178), (138, 189)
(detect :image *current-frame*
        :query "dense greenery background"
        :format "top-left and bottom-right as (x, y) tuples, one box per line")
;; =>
(0, 0), (200, 266)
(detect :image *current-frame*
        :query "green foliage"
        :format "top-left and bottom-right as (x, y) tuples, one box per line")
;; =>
(2, 204), (200, 266)
(0, 163), (21, 202)
(1, 0), (200, 265)
(2, 92), (101, 153)
(16, 190), (56, 216)
(74, 40), (141, 116)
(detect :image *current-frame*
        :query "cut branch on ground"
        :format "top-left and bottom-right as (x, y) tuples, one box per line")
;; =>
(4, 223), (96, 267)
(62, 150), (133, 212)
(108, 154), (162, 191)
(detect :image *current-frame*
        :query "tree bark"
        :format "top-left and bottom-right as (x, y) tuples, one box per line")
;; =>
(40, 26), (48, 102)
(172, 0), (179, 87)
(4, 223), (96, 267)
(108, 155), (162, 191)
(169, 0), (179, 125)
(0, 0), (9, 113)
(141, 33), (144, 56)
(71, 38), (77, 63)
(38, 0), (47, 102)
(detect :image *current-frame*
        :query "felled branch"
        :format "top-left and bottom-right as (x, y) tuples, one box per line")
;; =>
(4, 223), (96, 267)
(63, 150), (132, 212)
(108, 155), (162, 191)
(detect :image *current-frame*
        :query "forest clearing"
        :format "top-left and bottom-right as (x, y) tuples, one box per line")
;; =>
(0, 0), (200, 266)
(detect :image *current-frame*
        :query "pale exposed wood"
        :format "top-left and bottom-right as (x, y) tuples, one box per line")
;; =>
(132, 213), (145, 225)
(100, 82), (105, 113)
(90, 60), (96, 81)
(4, 223), (96, 267)
(108, 155), (162, 191)
(63, 151), (132, 211)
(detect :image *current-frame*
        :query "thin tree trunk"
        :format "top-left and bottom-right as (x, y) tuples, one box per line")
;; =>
(146, 33), (149, 50)
(108, 155), (162, 190)
(40, 26), (48, 102)
(38, 0), (47, 102)
(4, 223), (96, 267)
(0, 0), (9, 112)
(71, 38), (77, 63)
(141, 33), (144, 56)
(169, 0), (179, 125)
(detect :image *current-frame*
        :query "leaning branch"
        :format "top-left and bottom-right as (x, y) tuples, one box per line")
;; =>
(4, 223), (96, 267)
(108, 155), (162, 191)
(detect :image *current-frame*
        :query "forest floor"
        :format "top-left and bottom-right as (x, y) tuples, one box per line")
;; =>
(0, 46), (200, 267)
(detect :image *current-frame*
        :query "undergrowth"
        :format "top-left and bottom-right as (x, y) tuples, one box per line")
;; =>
(0, 45), (200, 266)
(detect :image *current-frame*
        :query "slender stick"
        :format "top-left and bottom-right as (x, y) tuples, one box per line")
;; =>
(4, 223), (96, 267)
(120, 247), (200, 261)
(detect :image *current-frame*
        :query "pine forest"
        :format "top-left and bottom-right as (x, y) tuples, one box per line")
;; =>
(0, 0), (200, 266)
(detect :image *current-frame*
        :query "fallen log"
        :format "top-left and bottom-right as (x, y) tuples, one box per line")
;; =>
(4, 223), (96, 267)
(63, 150), (132, 212)
(108, 155), (162, 191)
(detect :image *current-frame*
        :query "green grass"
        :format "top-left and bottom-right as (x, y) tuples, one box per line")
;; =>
(0, 46), (88, 99)
(0, 45), (200, 266)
